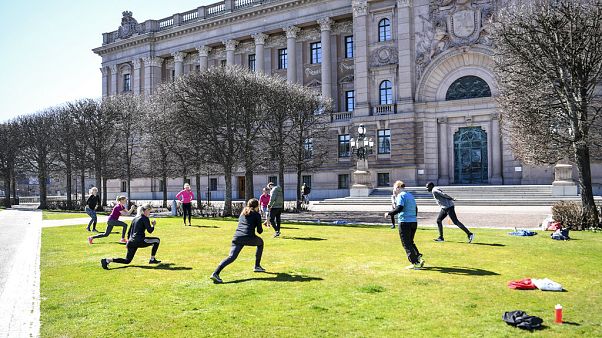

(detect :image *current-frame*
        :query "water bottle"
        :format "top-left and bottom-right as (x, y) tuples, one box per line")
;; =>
(555, 304), (563, 324)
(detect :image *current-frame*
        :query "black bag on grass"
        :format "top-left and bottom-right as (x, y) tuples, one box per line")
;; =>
(503, 310), (543, 330)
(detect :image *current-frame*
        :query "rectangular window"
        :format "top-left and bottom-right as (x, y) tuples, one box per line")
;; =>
(338, 174), (349, 189)
(159, 179), (165, 192)
(123, 74), (131, 92)
(209, 178), (218, 191)
(196, 65), (200, 72)
(184, 178), (191, 185)
(310, 42), (322, 64)
(248, 54), (256, 71)
(268, 176), (278, 186)
(304, 137), (313, 159)
(278, 48), (288, 69)
(220, 59), (227, 67)
(344, 36), (353, 58)
(171, 69), (175, 82)
(345, 90), (355, 112)
(302, 175), (312, 188)
(378, 129), (391, 154)
(338, 134), (351, 158)
(377, 173), (390, 187)
(120, 181), (127, 192)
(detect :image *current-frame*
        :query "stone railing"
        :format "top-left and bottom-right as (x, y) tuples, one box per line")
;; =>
(372, 104), (396, 115)
(102, 0), (285, 45)
(331, 111), (352, 122)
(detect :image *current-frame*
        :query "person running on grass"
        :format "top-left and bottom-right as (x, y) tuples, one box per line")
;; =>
(88, 196), (135, 244)
(176, 183), (195, 226)
(267, 182), (284, 237)
(100, 204), (161, 269)
(85, 187), (99, 232)
(426, 182), (474, 243)
(384, 180), (424, 270)
(210, 198), (265, 284)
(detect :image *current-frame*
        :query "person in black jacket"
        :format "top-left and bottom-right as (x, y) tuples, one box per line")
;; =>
(85, 187), (99, 232)
(100, 204), (161, 269)
(210, 198), (265, 283)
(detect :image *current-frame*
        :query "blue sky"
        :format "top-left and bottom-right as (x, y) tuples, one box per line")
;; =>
(0, 1), (214, 122)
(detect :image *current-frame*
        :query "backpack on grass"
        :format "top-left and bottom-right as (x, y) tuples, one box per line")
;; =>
(502, 310), (543, 330)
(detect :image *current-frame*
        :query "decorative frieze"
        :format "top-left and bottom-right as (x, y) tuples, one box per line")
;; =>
(132, 59), (141, 69)
(265, 34), (286, 48)
(332, 20), (353, 35)
(142, 56), (163, 67)
(297, 28), (320, 42)
(370, 46), (399, 67)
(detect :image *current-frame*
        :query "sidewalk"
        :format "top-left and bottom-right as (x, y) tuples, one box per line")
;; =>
(0, 207), (41, 338)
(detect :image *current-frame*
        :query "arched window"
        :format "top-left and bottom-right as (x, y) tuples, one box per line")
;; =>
(378, 18), (391, 42)
(379, 80), (393, 105)
(445, 76), (492, 101)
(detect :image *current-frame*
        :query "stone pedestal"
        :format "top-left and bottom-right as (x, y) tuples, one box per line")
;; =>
(350, 159), (373, 197)
(552, 164), (578, 196)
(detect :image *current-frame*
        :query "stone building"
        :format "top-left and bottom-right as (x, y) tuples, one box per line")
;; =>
(93, 0), (600, 201)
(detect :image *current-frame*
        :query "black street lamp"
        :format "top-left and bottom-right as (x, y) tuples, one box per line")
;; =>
(350, 124), (374, 160)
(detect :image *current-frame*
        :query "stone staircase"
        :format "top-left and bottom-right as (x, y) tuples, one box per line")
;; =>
(315, 185), (597, 206)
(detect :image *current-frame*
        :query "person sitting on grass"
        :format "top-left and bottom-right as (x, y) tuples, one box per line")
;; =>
(101, 204), (161, 270)
(88, 196), (135, 244)
(210, 198), (265, 284)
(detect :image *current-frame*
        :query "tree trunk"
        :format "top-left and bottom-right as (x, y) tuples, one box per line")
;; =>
(224, 166), (233, 216)
(102, 176), (108, 209)
(195, 173), (201, 209)
(278, 155), (285, 204)
(66, 157), (72, 209)
(80, 169), (86, 206)
(162, 174), (168, 208)
(296, 167), (303, 210)
(95, 155), (102, 208)
(3, 173), (11, 208)
(11, 171), (17, 204)
(38, 164), (48, 210)
(573, 141), (599, 228)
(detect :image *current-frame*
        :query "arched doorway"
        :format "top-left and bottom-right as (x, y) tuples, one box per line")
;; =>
(454, 127), (488, 184)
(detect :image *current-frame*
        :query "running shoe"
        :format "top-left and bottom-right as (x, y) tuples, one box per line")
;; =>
(149, 258), (161, 264)
(100, 258), (109, 270)
(210, 273), (223, 284)
(273, 232), (280, 238)
(87, 236), (93, 245)
(468, 233), (475, 243)
(119, 238), (128, 244)
(405, 263), (423, 270)
(434, 237), (444, 242)
(254, 266), (266, 272)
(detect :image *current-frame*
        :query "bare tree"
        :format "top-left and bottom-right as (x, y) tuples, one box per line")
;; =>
(0, 121), (21, 207)
(51, 105), (78, 209)
(493, 0), (602, 228)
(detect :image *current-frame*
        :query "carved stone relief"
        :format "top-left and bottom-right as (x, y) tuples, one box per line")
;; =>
(369, 46), (398, 68)
(333, 20), (353, 35)
(297, 28), (320, 42)
(117, 11), (145, 39)
(266, 34), (286, 48)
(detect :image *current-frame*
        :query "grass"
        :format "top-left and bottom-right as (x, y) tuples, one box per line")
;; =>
(41, 217), (602, 337)
(42, 210), (90, 220)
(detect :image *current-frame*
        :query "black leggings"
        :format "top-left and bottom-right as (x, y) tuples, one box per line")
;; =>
(182, 203), (192, 224)
(436, 206), (471, 238)
(93, 219), (127, 239)
(214, 236), (264, 275)
(269, 208), (282, 232)
(399, 222), (421, 264)
(112, 237), (160, 264)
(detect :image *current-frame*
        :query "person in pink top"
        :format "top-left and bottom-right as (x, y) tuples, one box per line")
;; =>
(259, 187), (271, 227)
(88, 196), (135, 244)
(176, 183), (195, 226)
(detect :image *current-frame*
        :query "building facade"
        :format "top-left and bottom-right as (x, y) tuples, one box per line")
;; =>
(93, 0), (600, 201)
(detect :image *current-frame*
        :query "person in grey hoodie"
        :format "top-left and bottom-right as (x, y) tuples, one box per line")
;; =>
(426, 182), (474, 243)
(267, 182), (284, 237)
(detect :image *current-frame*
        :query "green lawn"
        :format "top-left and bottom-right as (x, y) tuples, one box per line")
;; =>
(42, 210), (90, 220)
(41, 218), (602, 337)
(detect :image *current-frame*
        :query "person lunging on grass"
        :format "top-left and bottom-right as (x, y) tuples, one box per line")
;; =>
(101, 204), (161, 269)
(384, 180), (424, 270)
(210, 198), (265, 284)
(88, 196), (135, 244)
(426, 182), (474, 243)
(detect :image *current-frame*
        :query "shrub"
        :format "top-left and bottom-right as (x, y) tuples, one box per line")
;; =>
(552, 201), (601, 230)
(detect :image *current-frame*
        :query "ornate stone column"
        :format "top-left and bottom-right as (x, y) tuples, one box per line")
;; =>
(252, 33), (267, 73)
(110, 64), (118, 95)
(490, 114), (503, 184)
(197, 46), (211, 72)
(100, 66), (109, 97)
(318, 18), (333, 99)
(396, 0), (414, 109)
(143, 56), (163, 96)
(352, 0), (370, 116)
(223, 40), (239, 66)
(132, 59), (142, 95)
(437, 117), (450, 185)
(284, 26), (300, 83)
(172, 52), (186, 77)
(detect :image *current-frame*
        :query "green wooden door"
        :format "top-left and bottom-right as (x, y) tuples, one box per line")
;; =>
(454, 127), (488, 184)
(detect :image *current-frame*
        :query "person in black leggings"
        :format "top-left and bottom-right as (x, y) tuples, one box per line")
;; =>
(101, 204), (161, 269)
(210, 198), (265, 283)
(89, 196), (135, 244)
(85, 187), (99, 232)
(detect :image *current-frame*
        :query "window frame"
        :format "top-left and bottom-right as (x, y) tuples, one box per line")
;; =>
(268, 176), (278, 186)
(377, 173), (390, 187)
(345, 90), (355, 112)
(338, 134), (351, 158)
(123, 73), (131, 92)
(378, 18), (392, 42)
(338, 174), (349, 189)
(344, 35), (353, 58)
(248, 54), (256, 71)
(377, 129), (391, 154)
(278, 48), (288, 69)
(209, 178), (218, 191)
(379, 80), (393, 105)
(303, 137), (313, 159)
(310, 42), (322, 64)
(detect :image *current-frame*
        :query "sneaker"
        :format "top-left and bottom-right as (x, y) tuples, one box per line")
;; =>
(149, 258), (161, 264)
(119, 238), (128, 244)
(405, 263), (422, 270)
(468, 233), (475, 243)
(390, 225), (396, 229)
(100, 258), (109, 270)
(210, 273), (223, 284)
(88, 236), (93, 245)
(254, 266), (266, 272)
(273, 232), (280, 238)
(86, 227), (91, 232)
(417, 254), (424, 265)
(434, 237), (444, 242)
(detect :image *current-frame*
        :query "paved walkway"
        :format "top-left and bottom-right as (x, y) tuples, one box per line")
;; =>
(0, 206), (41, 338)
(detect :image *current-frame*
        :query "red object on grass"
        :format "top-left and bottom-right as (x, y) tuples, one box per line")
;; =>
(507, 278), (537, 290)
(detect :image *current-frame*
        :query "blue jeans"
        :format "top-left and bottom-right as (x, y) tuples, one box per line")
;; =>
(85, 206), (97, 230)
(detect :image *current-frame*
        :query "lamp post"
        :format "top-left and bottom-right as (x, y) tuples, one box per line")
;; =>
(349, 124), (374, 197)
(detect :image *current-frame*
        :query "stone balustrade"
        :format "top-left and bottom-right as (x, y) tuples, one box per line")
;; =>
(372, 104), (396, 115)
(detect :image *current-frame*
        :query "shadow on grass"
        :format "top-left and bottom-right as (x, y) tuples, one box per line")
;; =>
(282, 236), (327, 241)
(468, 242), (505, 247)
(111, 263), (192, 271)
(422, 266), (499, 276)
(223, 272), (323, 284)
(280, 226), (300, 230)
(190, 225), (220, 228)
(561, 321), (580, 326)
